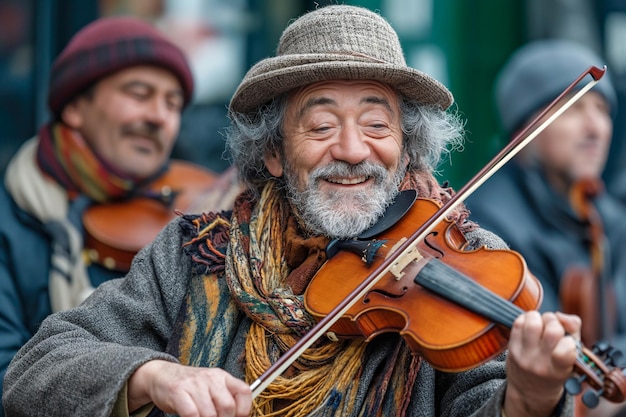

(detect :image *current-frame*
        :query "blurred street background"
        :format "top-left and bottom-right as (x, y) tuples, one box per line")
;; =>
(1, 0), (625, 191)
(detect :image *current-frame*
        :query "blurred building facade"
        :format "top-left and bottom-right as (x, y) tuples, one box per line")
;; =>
(1, 0), (623, 192)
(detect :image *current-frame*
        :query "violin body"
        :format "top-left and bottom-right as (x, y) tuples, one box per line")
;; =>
(305, 198), (543, 372)
(561, 266), (607, 347)
(83, 160), (218, 271)
(559, 178), (616, 348)
(558, 179), (621, 417)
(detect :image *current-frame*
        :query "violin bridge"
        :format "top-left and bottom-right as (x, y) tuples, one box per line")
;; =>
(387, 238), (423, 280)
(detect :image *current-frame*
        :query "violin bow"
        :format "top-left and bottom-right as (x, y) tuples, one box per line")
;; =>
(249, 65), (607, 398)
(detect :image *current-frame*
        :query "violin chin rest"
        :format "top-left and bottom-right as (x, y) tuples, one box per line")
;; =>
(358, 189), (417, 239)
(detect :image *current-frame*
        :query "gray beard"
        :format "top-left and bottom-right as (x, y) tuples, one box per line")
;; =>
(285, 161), (406, 239)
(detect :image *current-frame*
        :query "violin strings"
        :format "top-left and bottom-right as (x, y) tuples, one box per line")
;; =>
(417, 260), (603, 375)
(415, 259), (524, 328)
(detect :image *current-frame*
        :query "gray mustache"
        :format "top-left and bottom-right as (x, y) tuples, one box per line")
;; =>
(312, 161), (387, 181)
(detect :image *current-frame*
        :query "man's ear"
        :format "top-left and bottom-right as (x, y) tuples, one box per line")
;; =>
(60, 100), (84, 129)
(264, 150), (284, 177)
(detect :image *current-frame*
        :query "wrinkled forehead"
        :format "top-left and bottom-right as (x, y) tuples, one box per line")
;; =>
(286, 80), (401, 116)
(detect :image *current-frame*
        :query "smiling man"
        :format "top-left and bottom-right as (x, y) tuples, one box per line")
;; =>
(0, 16), (198, 415)
(268, 80), (407, 238)
(61, 65), (185, 180)
(5, 6), (582, 417)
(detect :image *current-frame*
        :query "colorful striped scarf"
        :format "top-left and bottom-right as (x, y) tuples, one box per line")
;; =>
(36, 122), (152, 203)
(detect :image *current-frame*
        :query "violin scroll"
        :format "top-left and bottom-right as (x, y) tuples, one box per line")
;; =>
(565, 341), (626, 408)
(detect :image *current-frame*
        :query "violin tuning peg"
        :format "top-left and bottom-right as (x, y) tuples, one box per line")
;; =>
(564, 376), (583, 395)
(607, 347), (626, 367)
(592, 341), (610, 355)
(581, 389), (601, 409)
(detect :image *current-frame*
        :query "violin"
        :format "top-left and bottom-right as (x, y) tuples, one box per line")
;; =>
(560, 178), (616, 347)
(306, 194), (542, 372)
(560, 179), (620, 416)
(248, 65), (626, 410)
(305, 193), (626, 405)
(83, 160), (218, 271)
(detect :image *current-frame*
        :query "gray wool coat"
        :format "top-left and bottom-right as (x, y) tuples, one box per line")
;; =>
(2, 217), (573, 417)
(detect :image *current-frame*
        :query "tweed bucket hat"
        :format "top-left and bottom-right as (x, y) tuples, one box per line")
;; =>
(229, 5), (453, 114)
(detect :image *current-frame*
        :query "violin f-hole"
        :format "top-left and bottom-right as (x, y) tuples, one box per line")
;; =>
(363, 286), (409, 303)
(422, 231), (444, 258)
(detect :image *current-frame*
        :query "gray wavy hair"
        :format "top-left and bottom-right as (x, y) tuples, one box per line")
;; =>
(225, 94), (465, 195)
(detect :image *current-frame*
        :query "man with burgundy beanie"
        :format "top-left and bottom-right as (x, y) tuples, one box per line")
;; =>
(0, 16), (201, 413)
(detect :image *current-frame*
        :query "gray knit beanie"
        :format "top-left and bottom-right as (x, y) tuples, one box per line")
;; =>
(495, 39), (617, 135)
(229, 5), (453, 114)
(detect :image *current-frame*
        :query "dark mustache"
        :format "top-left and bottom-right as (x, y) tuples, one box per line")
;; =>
(121, 122), (164, 145)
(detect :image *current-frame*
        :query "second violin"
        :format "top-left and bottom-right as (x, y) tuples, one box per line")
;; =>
(83, 160), (218, 271)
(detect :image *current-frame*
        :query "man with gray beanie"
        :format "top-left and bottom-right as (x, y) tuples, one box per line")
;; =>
(5, 6), (590, 417)
(0, 15), (223, 416)
(467, 39), (626, 416)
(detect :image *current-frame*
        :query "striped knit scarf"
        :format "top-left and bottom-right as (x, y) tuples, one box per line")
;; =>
(173, 172), (474, 416)
(36, 122), (144, 202)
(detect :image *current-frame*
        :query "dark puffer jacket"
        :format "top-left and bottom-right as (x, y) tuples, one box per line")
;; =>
(0, 182), (121, 416)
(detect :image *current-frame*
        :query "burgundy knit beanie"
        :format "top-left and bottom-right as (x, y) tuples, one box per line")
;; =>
(48, 16), (194, 116)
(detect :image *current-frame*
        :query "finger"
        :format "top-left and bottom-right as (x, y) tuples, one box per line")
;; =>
(551, 334), (578, 370)
(192, 391), (218, 417)
(167, 391), (203, 417)
(206, 374), (251, 417)
(233, 390), (253, 417)
(225, 375), (252, 417)
(514, 311), (543, 348)
(541, 312), (568, 346)
(152, 374), (215, 417)
(555, 312), (582, 340)
(207, 385), (237, 417)
(534, 313), (577, 375)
